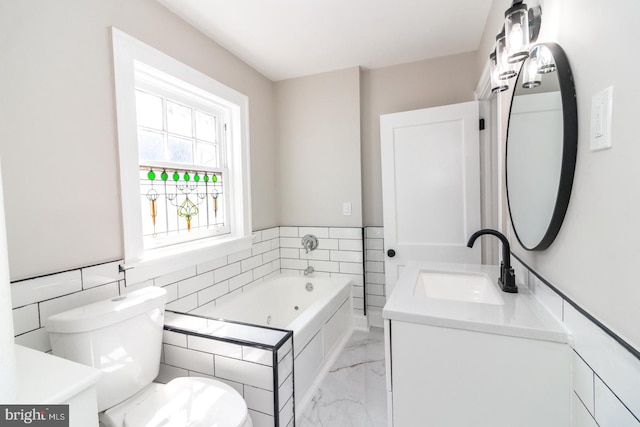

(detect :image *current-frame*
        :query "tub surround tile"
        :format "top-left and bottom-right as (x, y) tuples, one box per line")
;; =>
(166, 293), (198, 312)
(339, 239), (364, 251)
(216, 355), (273, 391)
(316, 238), (339, 250)
(228, 248), (253, 264)
(365, 227), (384, 239)
(311, 261), (340, 273)
(230, 271), (254, 292)
(262, 248), (279, 264)
(365, 238), (384, 250)
(279, 397), (294, 427)
(279, 227), (299, 238)
(241, 255), (263, 272)
(244, 386), (274, 416)
(196, 256), (228, 274)
(279, 237), (302, 248)
(329, 227), (362, 239)
(278, 373), (294, 410)
(252, 241), (273, 256)
(595, 377), (640, 427)
(12, 304), (40, 336)
(247, 410), (274, 427)
(39, 282), (119, 327)
(261, 227), (280, 241)
(81, 261), (123, 289)
(177, 271), (214, 298)
(214, 262), (242, 283)
(197, 281), (230, 305)
(164, 344), (215, 376)
(330, 250), (363, 263)
(252, 263), (273, 280)
(11, 270), (82, 308)
(13, 327), (51, 353)
(188, 335), (243, 359)
(163, 330), (187, 347)
(299, 249), (331, 261)
(154, 266), (196, 287)
(243, 346), (273, 366)
(162, 283), (179, 302)
(156, 363), (188, 384)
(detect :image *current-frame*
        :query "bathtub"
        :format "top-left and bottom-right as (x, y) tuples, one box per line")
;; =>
(201, 273), (354, 418)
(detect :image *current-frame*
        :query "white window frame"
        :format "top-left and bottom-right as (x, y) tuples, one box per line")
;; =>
(112, 28), (252, 283)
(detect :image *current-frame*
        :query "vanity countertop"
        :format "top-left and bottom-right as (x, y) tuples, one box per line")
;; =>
(14, 344), (101, 403)
(382, 261), (568, 343)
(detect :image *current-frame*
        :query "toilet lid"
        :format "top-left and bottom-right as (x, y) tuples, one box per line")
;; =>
(124, 377), (249, 427)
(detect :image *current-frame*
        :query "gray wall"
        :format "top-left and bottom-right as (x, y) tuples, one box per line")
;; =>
(360, 52), (481, 226)
(0, 0), (278, 280)
(481, 0), (640, 351)
(275, 67), (363, 227)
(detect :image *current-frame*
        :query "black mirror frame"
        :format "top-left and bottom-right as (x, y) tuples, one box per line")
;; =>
(505, 42), (578, 251)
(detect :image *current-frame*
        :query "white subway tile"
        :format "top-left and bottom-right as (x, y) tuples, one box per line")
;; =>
(243, 346), (273, 366)
(279, 396), (294, 427)
(565, 304), (640, 418)
(365, 249), (384, 262)
(278, 373), (294, 410)
(280, 259), (308, 270)
(331, 272), (364, 287)
(214, 262), (241, 283)
(163, 330), (187, 347)
(244, 386), (274, 415)
(278, 237), (301, 248)
(367, 284), (385, 296)
(365, 227), (384, 238)
(14, 327), (51, 353)
(230, 271), (254, 292)
(11, 270), (82, 308)
(81, 261), (122, 289)
(340, 262), (363, 275)
(329, 227), (362, 239)
(277, 339), (292, 361)
(252, 230), (263, 243)
(339, 239), (364, 251)
(164, 344), (214, 375)
(178, 272), (214, 298)
(261, 227), (280, 240)
(530, 275), (563, 322)
(330, 250), (363, 263)
(198, 281), (230, 305)
(365, 239), (384, 250)
(278, 352), (293, 386)
(573, 393), (599, 427)
(166, 294), (198, 312)
(312, 261), (339, 273)
(154, 267), (196, 287)
(262, 249), (279, 264)
(215, 289), (241, 306)
(573, 352), (595, 415)
(12, 304), (40, 335)
(252, 241), (272, 256)
(247, 410), (274, 427)
(353, 297), (364, 310)
(299, 227), (329, 238)
(270, 260), (280, 272)
(270, 239), (280, 250)
(189, 301), (216, 316)
(196, 256), (228, 274)
(594, 376), (640, 427)
(162, 283), (178, 302)
(279, 248), (299, 259)
(279, 227), (298, 238)
(252, 263), (273, 280)
(367, 295), (386, 307)
(188, 335), (243, 359)
(317, 238), (339, 250)
(365, 261), (384, 273)
(241, 255), (263, 272)
(228, 248), (253, 264)
(299, 249), (330, 261)
(121, 279), (153, 295)
(366, 272), (386, 285)
(40, 283), (119, 327)
(215, 356), (273, 390)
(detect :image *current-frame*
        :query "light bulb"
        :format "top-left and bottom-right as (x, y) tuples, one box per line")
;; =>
(509, 23), (524, 53)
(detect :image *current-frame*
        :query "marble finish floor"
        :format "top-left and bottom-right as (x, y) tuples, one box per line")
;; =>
(299, 327), (387, 427)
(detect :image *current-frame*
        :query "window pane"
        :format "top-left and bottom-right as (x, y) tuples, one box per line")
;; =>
(195, 111), (216, 142)
(138, 129), (164, 161)
(135, 90), (163, 130)
(167, 136), (193, 164)
(196, 142), (217, 167)
(167, 101), (193, 137)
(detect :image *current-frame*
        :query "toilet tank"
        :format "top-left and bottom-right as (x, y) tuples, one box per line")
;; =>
(47, 287), (167, 412)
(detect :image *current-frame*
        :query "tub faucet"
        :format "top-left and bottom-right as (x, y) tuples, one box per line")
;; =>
(304, 266), (314, 276)
(301, 234), (319, 254)
(466, 229), (518, 293)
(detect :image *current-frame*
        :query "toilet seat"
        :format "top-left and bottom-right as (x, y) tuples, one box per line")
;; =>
(102, 377), (251, 427)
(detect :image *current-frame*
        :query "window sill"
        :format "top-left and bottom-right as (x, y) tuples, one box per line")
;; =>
(123, 234), (252, 285)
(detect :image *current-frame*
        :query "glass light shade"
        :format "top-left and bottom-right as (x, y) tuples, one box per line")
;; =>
(490, 51), (509, 93)
(536, 45), (557, 74)
(505, 3), (530, 63)
(522, 55), (541, 89)
(496, 31), (517, 80)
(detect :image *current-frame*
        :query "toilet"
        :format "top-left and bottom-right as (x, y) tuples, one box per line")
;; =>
(46, 286), (252, 427)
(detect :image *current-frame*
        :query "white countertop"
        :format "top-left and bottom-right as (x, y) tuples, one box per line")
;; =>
(14, 345), (101, 403)
(382, 261), (568, 343)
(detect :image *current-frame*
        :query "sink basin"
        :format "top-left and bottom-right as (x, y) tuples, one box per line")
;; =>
(414, 271), (504, 305)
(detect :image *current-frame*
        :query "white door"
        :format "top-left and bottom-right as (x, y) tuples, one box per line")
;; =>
(380, 101), (481, 294)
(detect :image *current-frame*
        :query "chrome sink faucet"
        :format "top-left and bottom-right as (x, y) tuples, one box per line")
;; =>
(467, 229), (518, 293)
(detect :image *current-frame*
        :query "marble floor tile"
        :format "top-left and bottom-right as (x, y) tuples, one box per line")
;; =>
(298, 327), (386, 427)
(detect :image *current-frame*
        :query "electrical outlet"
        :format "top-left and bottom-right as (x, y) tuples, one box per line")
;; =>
(343, 202), (352, 216)
(590, 86), (613, 151)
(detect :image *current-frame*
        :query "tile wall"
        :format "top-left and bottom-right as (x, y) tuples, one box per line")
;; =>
(364, 227), (386, 327)
(511, 256), (640, 427)
(160, 312), (294, 427)
(279, 226), (365, 317)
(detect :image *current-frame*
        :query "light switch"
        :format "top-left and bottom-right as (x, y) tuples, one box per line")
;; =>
(343, 202), (352, 216)
(590, 86), (613, 151)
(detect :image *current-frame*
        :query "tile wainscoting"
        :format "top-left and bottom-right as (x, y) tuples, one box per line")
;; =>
(511, 255), (640, 427)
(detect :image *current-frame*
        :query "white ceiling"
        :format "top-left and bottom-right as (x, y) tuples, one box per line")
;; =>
(157, 0), (493, 81)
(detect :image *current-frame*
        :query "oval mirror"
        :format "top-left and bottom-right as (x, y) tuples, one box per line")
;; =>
(506, 42), (577, 250)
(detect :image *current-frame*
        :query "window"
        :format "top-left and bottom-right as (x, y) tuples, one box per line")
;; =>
(112, 29), (251, 282)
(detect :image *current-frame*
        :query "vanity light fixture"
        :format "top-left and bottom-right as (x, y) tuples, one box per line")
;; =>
(536, 44), (557, 74)
(490, 51), (509, 93)
(522, 49), (541, 88)
(489, 0), (542, 92)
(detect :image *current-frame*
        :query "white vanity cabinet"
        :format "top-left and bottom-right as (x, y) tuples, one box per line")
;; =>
(383, 262), (571, 427)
